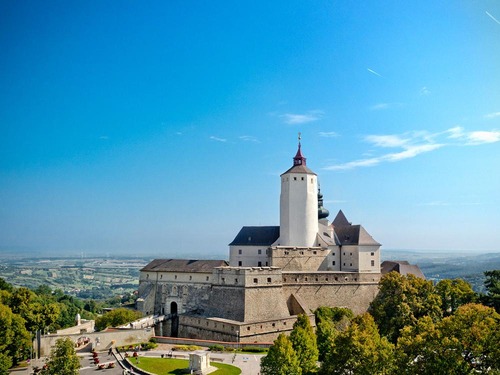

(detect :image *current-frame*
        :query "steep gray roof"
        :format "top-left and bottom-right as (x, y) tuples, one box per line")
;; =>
(332, 210), (350, 227)
(229, 226), (280, 246)
(281, 164), (317, 175)
(334, 225), (381, 246)
(141, 259), (228, 273)
(381, 260), (426, 279)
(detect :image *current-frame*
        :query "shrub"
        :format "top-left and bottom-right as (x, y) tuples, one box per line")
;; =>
(241, 346), (268, 353)
(208, 345), (225, 352)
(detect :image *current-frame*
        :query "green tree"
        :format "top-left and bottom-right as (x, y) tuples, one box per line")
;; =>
(95, 308), (142, 331)
(320, 313), (395, 375)
(396, 303), (500, 374)
(0, 303), (30, 367)
(314, 307), (353, 361)
(289, 314), (318, 374)
(369, 272), (442, 342)
(435, 278), (476, 316)
(0, 352), (13, 375)
(41, 337), (80, 375)
(483, 270), (500, 312)
(0, 278), (13, 292)
(261, 333), (302, 375)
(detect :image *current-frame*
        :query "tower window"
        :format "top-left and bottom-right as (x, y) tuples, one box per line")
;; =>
(294, 177), (297, 181)
(258, 249), (262, 254)
(371, 252), (375, 256)
(301, 177), (304, 181)
(371, 260), (375, 267)
(238, 249), (242, 254)
(258, 261), (262, 267)
(267, 278), (271, 283)
(238, 261), (242, 266)
(332, 261), (336, 266)
(253, 278), (258, 284)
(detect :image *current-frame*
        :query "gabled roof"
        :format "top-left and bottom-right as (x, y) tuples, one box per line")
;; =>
(140, 259), (228, 273)
(334, 225), (381, 246)
(229, 226), (280, 246)
(381, 260), (425, 279)
(332, 210), (350, 227)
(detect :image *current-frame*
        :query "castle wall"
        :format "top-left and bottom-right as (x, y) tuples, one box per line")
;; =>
(178, 315), (314, 343)
(270, 247), (331, 271)
(282, 271), (381, 315)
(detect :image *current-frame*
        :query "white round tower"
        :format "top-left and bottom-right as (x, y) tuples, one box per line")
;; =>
(279, 136), (318, 247)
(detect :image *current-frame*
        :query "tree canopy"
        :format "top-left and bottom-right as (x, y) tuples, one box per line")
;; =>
(95, 307), (142, 331)
(289, 314), (318, 374)
(369, 272), (442, 342)
(261, 333), (302, 375)
(41, 338), (81, 375)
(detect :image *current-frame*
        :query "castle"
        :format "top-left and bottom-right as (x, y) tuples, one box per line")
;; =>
(137, 138), (382, 342)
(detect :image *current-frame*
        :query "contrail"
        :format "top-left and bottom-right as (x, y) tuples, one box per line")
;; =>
(367, 68), (382, 77)
(486, 11), (500, 25)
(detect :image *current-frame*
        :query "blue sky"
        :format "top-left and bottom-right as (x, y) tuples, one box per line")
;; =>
(1, 1), (499, 257)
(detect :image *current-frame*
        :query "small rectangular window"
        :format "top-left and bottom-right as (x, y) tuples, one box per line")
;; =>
(371, 260), (375, 267)
(301, 177), (304, 181)
(371, 252), (375, 256)
(238, 249), (242, 254)
(258, 249), (262, 254)
(238, 261), (242, 266)
(294, 177), (297, 181)
(253, 278), (258, 283)
(258, 261), (262, 267)
(267, 277), (272, 283)
(332, 261), (336, 266)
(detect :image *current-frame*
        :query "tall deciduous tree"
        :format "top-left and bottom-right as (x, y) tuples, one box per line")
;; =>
(289, 314), (318, 374)
(41, 338), (81, 375)
(320, 313), (395, 375)
(314, 307), (353, 361)
(435, 278), (476, 316)
(396, 303), (500, 374)
(369, 272), (442, 342)
(261, 333), (302, 375)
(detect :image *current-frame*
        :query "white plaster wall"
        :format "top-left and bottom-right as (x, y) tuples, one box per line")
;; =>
(358, 246), (381, 272)
(279, 173), (318, 247)
(229, 246), (270, 267)
(340, 246), (359, 271)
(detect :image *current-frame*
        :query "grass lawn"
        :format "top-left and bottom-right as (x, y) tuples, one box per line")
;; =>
(127, 357), (241, 375)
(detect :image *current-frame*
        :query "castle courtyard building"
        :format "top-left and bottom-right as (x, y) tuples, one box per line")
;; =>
(137, 139), (382, 342)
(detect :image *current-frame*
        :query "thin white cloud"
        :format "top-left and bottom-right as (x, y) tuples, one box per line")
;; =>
(370, 103), (390, 111)
(420, 86), (430, 96)
(280, 110), (324, 125)
(467, 130), (500, 144)
(484, 112), (500, 119)
(325, 125), (500, 170)
(319, 131), (338, 138)
(446, 126), (500, 145)
(239, 135), (259, 143)
(420, 201), (450, 207)
(367, 68), (383, 77)
(209, 136), (227, 142)
(486, 11), (500, 25)
(364, 135), (409, 148)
